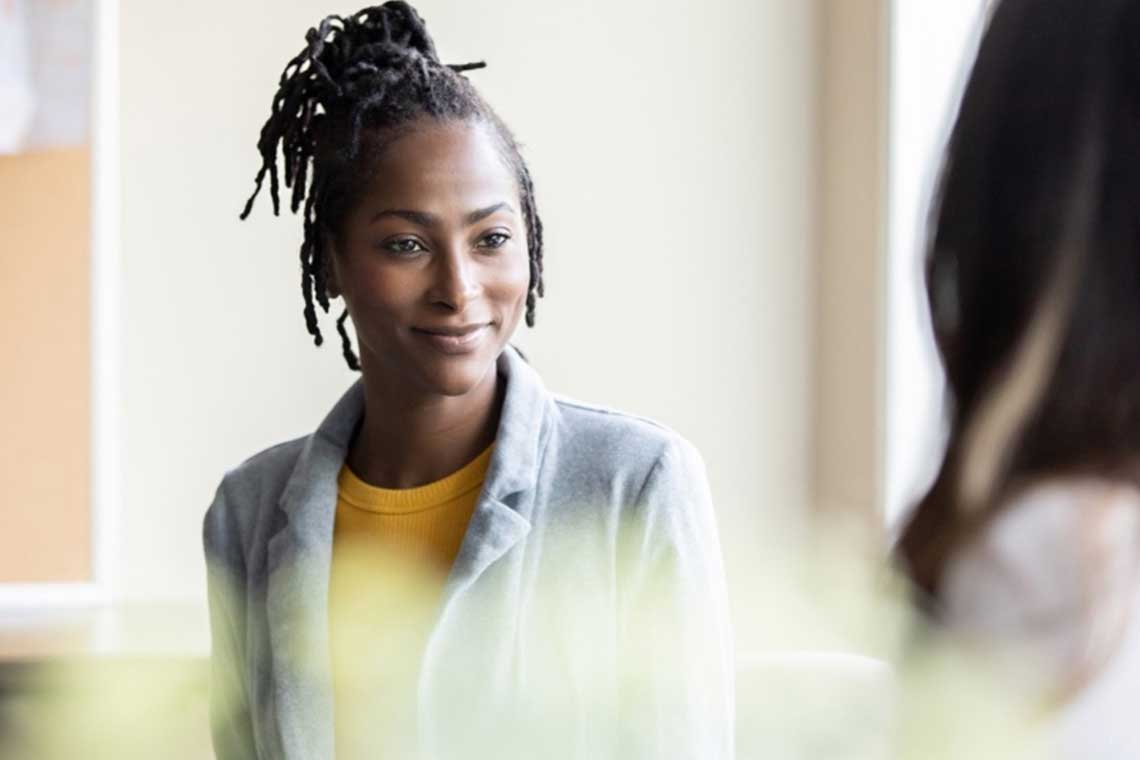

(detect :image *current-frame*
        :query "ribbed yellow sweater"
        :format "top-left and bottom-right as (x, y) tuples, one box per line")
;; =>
(332, 444), (491, 574)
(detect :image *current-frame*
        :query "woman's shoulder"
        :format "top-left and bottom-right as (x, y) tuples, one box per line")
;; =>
(549, 394), (705, 478)
(541, 394), (713, 538)
(942, 477), (1140, 692)
(946, 478), (1140, 596)
(220, 435), (312, 499)
(552, 393), (676, 438)
(203, 435), (312, 555)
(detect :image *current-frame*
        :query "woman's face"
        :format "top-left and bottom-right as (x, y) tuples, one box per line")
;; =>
(328, 119), (530, 398)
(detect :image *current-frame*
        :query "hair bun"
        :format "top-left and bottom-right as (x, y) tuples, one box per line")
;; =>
(298, 2), (443, 95)
(364, 2), (440, 62)
(336, 2), (440, 66)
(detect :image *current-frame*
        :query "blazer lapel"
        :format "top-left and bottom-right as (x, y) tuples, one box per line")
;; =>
(437, 346), (550, 601)
(265, 381), (364, 760)
(418, 347), (553, 748)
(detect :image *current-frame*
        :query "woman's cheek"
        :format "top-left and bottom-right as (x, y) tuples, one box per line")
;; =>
(494, 262), (530, 317)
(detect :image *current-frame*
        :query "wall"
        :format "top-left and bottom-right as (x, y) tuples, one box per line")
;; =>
(117, 0), (820, 617)
(811, 0), (889, 527)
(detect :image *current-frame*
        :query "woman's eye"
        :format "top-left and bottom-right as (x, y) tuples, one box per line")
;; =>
(383, 238), (426, 255)
(478, 232), (510, 250)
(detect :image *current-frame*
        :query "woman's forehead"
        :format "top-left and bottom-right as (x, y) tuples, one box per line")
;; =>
(360, 120), (518, 206)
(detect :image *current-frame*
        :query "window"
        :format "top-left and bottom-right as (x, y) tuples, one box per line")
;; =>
(884, 0), (987, 524)
(0, 0), (117, 606)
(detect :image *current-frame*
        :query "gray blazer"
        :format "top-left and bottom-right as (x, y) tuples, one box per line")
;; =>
(203, 346), (734, 759)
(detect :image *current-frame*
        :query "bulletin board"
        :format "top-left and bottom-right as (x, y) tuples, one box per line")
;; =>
(0, 0), (94, 584)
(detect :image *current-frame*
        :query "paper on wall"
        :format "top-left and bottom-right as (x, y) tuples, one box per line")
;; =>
(24, 0), (93, 151)
(0, 0), (92, 155)
(0, 0), (36, 154)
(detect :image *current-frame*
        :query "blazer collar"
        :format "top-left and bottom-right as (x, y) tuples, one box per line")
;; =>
(281, 344), (548, 515)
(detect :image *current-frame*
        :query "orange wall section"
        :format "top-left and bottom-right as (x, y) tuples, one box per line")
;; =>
(0, 147), (92, 583)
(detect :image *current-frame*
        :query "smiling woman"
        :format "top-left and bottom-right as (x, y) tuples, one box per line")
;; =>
(202, 3), (733, 759)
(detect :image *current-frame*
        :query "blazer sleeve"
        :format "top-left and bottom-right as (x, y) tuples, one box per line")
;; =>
(617, 435), (735, 760)
(203, 478), (259, 760)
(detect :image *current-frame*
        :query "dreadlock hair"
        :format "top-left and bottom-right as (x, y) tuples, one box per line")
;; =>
(240, 1), (545, 371)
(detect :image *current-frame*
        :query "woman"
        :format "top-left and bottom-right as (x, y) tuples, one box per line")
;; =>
(202, 4), (733, 759)
(897, 0), (1140, 754)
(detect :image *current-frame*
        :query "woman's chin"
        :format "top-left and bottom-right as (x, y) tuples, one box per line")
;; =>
(360, 339), (501, 398)
(415, 354), (498, 398)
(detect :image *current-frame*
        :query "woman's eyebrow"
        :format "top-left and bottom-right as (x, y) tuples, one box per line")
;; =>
(370, 208), (438, 227)
(368, 203), (514, 228)
(465, 202), (514, 226)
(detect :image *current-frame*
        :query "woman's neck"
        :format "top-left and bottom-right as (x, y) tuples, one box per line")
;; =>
(347, 366), (503, 489)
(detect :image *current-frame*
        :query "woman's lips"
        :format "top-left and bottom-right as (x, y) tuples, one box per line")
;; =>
(410, 323), (490, 355)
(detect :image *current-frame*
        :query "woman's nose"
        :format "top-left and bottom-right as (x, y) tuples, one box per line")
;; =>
(428, 247), (480, 313)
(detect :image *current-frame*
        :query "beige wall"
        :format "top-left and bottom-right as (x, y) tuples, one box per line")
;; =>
(811, 0), (889, 528)
(117, 0), (820, 615)
(0, 147), (91, 583)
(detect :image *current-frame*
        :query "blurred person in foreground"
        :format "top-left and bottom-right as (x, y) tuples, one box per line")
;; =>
(201, 3), (732, 759)
(897, 0), (1140, 756)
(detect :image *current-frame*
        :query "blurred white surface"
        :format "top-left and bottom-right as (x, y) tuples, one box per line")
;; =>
(0, 603), (208, 660)
(737, 651), (894, 760)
